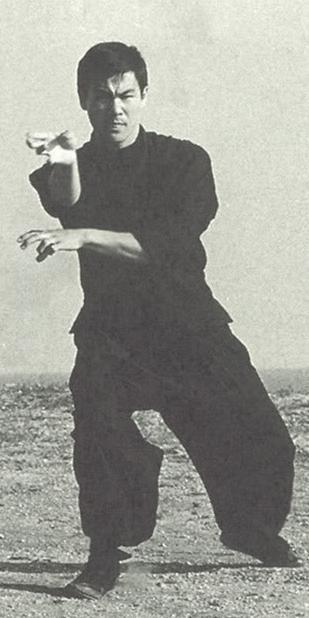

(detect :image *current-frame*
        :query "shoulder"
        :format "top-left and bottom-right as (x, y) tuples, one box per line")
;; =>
(76, 140), (92, 165)
(144, 129), (211, 168)
(29, 161), (50, 189)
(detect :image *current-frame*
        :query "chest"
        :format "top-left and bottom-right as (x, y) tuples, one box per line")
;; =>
(79, 161), (150, 230)
(65, 146), (185, 232)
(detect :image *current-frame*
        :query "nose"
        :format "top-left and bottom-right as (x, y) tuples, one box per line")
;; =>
(112, 96), (123, 116)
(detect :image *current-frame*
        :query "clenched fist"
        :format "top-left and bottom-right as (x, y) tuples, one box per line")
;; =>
(26, 130), (78, 165)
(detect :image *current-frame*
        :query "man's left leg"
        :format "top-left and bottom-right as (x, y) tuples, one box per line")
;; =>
(160, 325), (297, 565)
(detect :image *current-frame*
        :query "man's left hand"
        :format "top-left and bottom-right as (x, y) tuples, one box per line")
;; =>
(17, 229), (86, 262)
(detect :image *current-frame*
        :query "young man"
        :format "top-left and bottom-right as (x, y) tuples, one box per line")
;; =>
(19, 42), (298, 600)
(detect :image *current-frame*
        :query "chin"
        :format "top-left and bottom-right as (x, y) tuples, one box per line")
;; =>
(110, 132), (125, 140)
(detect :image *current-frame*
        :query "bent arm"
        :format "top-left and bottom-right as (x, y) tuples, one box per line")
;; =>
(18, 227), (147, 263)
(28, 131), (81, 211)
(132, 145), (219, 272)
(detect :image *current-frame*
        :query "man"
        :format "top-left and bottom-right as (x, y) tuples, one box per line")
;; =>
(18, 42), (298, 600)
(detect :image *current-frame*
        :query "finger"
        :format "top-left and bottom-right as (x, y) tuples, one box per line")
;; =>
(36, 238), (58, 254)
(35, 139), (59, 156)
(37, 140), (65, 160)
(36, 239), (50, 254)
(26, 135), (47, 149)
(57, 131), (77, 150)
(25, 132), (56, 149)
(18, 231), (45, 248)
(41, 137), (59, 153)
(26, 135), (58, 157)
(36, 248), (51, 262)
(36, 244), (57, 262)
(26, 132), (55, 141)
(21, 233), (49, 247)
(18, 228), (61, 242)
(17, 230), (43, 243)
(20, 233), (52, 250)
(35, 145), (50, 155)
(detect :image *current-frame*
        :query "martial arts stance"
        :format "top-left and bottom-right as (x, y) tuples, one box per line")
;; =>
(19, 42), (297, 599)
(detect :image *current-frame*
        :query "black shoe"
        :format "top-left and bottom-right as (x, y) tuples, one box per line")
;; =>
(116, 548), (132, 561)
(220, 531), (300, 567)
(64, 548), (120, 600)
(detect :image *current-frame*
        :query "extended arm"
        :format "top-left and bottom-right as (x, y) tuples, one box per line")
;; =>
(48, 155), (81, 207)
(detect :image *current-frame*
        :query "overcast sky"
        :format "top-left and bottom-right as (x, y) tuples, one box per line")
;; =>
(1, 0), (308, 374)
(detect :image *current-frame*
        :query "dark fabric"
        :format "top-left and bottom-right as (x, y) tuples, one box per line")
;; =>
(29, 127), (231, 351)
(69, 325), (295, 546)
(30, 127), (295, 549)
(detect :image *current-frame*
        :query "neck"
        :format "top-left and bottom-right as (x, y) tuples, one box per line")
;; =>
(94, 124), (141, 153)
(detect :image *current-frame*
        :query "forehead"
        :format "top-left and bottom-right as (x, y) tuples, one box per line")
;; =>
(91, 71), (140, 94)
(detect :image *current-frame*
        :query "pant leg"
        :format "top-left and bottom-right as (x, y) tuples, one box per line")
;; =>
(69, 339), (164, 547)
(160, 325), (295, 539)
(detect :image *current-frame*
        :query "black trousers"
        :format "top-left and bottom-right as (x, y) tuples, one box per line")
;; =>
(69, 325), (295, 548)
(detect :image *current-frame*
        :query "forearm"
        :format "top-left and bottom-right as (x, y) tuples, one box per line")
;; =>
(48, 155), (81, 207)
(82, 229), (147, 262)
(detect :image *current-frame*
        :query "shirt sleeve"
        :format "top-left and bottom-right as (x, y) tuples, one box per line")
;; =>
(29, 163), (61, 219)
(29, 162), (83, 228)
(174, 145), (218, 235)
(133, 145), (219, 273)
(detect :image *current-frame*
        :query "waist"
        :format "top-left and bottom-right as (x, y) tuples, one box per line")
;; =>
(70, 286), (231, 341)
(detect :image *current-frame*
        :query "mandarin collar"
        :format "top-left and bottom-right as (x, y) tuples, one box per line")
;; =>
(89, 125), (146, 167)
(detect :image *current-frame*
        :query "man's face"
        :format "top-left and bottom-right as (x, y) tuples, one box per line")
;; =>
(83, 71), (148, 148)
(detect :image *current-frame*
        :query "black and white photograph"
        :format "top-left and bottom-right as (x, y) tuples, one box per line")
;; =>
(1, 1), (308, 616)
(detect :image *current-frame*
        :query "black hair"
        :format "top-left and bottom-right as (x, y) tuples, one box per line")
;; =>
(77, 42), (148, 107)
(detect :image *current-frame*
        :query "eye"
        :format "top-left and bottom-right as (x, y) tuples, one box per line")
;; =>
(95, 92), (110, 103)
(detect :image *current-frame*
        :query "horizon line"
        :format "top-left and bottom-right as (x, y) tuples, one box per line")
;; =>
(1, 367), (309, 376)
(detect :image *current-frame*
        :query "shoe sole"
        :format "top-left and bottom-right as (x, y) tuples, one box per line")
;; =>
(220, 534), (300, 567)
(64, 581), (113, 600)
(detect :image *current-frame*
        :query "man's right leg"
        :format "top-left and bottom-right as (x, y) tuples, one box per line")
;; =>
(67, 339), (163, 598)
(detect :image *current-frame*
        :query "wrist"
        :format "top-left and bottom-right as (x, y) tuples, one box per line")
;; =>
(49, 147), (78, 167)
(80, 228), (91, 248)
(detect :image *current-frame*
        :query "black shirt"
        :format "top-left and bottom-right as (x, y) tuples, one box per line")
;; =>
(30, 126), (231, 353)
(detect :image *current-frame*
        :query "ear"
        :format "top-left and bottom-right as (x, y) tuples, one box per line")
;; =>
(78, 89), (87, 110)
(140, 86), (149, 106)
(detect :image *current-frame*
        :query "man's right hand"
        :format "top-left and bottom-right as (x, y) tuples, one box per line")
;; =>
(26, 131), (78, 165)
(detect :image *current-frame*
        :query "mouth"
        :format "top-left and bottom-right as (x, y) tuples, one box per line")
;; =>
(109, 122), (126, 135)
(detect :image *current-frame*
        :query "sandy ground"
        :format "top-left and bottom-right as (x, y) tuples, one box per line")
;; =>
(0, 381), (308, 617)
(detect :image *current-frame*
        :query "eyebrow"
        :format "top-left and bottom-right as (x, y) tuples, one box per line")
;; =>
(118, 89), (136, 95)
(95, 87), (137, 95)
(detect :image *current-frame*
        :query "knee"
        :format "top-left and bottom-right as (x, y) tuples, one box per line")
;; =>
(287, 435), (296, 461)
(279, 432), (295, 469)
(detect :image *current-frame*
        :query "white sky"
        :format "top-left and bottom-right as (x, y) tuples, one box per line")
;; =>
(1, 0), (308, 373)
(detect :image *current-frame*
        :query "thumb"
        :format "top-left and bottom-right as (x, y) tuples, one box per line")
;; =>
(57, 131), (78, 150)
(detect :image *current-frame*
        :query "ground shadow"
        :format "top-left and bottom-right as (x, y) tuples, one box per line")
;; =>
(0, 561), (83, 574)
(0, 558), (272, 599)
(123, 559), (262, 574)
(0, 557), (262, 576)
(0, 581), (67, 598)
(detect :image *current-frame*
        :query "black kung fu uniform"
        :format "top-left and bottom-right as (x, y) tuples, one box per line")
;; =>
(30, 126), (295, 548)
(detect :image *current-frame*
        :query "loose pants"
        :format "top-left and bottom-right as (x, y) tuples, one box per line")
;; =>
(69, 325), (295, 548)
